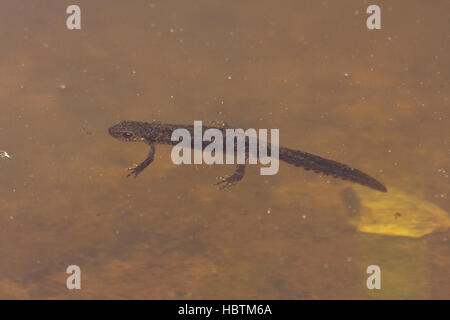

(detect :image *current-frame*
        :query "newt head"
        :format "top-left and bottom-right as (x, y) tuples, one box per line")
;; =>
(108, 120), (147, 142)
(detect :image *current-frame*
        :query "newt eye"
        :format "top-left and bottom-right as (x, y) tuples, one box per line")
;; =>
(122, 132), (133, 139)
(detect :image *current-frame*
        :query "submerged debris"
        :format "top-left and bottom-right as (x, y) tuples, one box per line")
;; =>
(0, 150), (11, 159)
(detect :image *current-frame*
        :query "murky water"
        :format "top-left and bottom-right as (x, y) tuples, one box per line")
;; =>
(0, 0), (448, 299)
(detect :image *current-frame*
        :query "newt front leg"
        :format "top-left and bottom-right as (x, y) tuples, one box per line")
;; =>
(127, 143), (155, 178)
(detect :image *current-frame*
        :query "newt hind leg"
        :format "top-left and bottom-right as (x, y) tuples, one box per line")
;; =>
(214, 164), (246, 190)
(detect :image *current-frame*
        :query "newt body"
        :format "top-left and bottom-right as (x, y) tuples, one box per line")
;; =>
(108, 120), (387, 192)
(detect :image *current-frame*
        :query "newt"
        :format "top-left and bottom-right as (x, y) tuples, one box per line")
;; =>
(108, 120), (387, 192)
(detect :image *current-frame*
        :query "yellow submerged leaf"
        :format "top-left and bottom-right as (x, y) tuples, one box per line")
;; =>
(341, 186), (450, 238)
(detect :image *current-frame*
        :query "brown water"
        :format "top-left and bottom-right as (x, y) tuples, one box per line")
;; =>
(0, 0), (448, 299)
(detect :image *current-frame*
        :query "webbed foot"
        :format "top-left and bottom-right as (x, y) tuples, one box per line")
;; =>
(214, 174), (243, 190)
(126, 164), (145, 178)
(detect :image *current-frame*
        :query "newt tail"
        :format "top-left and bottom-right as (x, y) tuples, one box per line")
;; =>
(279, 147), (387, 192)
